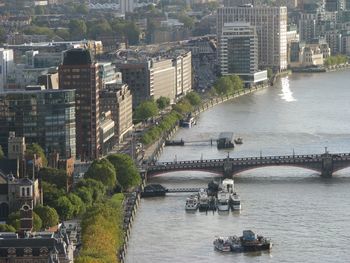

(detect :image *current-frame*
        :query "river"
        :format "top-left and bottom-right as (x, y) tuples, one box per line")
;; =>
(125, 70), (350, 263)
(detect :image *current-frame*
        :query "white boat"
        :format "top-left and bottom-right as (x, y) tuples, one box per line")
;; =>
(231, 193), (241, 210)
(222, 179), (234, 193)
(185, 194), (199, 211)
(198, 188), (209, 210)
(217, 191), (230, 211)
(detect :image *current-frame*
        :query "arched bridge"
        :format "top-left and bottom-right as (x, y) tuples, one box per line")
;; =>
(145, 152), (350, 178)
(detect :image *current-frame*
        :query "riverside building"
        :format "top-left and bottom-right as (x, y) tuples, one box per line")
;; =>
(0, 88), (76, 159)
(217, 5), (288, 71)
(59, 48), (100, 160)
(219, 22), (267, 85)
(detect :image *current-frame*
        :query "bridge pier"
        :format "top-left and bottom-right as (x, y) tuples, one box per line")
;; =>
(321, 153), (333, 178)
(223, 158), (233, 178)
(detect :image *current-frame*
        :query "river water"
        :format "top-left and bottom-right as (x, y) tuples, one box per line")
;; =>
(126, 70), (350, 263)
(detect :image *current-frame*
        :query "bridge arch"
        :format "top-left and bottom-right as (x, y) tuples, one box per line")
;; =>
(148, 169), (223, 178)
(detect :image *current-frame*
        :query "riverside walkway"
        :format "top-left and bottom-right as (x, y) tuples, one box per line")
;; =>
(145, 150), (350, 178)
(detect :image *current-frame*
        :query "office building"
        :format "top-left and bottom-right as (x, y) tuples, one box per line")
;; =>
(100, 82), (133, 143)
(219, 22), (267, 84)
(0, 48), (14, 92)
(217, 6), (288, 71)
(59, 49), (100, 160)
(0, 89), (76, 159)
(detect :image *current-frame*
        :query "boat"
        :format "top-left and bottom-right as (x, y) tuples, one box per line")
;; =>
(207, 180), (219, 197)
(222, 179), (234, 193)
(231, 193), (241, 210)
(234, 137), (243, 144)
(198, 188), (209, 210)
(213, 230), (272, 253)
(185, 194), (199, 211)
(180, 114), (196, 128)
(213, 237), (233, 252)
(217, 132), (234, 149)
(217, 191), (230, 211)
(141, 184), (167, 197)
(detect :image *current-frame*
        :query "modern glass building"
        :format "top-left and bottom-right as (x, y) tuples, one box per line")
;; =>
(0, 89), (76, 159)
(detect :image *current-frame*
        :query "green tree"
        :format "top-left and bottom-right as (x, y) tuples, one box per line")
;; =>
(23, 26), (55, 38)
(0, 28), (7, 44)
(156, 96), (170, 110)
(87, 19), (112, 39)
(55, 28), (70, 40)
(185, 92), (201, 106)
(75, 179), (106, 202)
(214, 76), (234, 96)
(228, 74), (243, 92)
(54, 196), (74, 220)
(42, 182), (66, 208)
(34, 205), (59, 229)
(172, 100), (193, 115)
(38, 167), (68, 191)
(26, 143), (48, 166)
(74, 186), (93, 207)
(69, 19), (87, 40)
(85, 159), (117, 189)
(7, 211), (42, 231)
(75, 3), (89, 14)
(0, 145), (4, 159)
(124, 22), (140, 45)
(107, 154), (141, 190)
(0, 224), (16, 232)
(267, 68), (273, 79)
(134, 100), (159, 122)
(68, 193), (86, 217)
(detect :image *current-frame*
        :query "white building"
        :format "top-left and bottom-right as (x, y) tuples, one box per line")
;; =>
(0, 49), (14, 92)
(217, 6), (288, 71)
(120, 0), (134, 14)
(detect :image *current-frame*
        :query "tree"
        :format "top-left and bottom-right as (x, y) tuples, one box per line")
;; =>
(34, 205), (59, 229)
(214, 76), (234, 96)
(124, 22), (140, 45)
(107, 154), (141, 190)
(156, 96), (170, 110)
(0, 145), (4, 159)
(0, 28), (6, 44)
(55, 28), (70, 40)
(26, 143), (47, 166)
(75, 3), (89, 14)
(85, 159), (117, 189)
(38, 167), (68, 191)
(42, 181), (66, 208)
(134, 100), (159, 122)
(69, 19), (87, 40)
(54, 196), (74, 220)
(185, 92), (201, 106)
(87, 19), (112, 39)
(68, 193), (86, 217)
(74, 186), (93, 207)
(0, 224), (16, 232)
(75, 179), (106, 203)
(228, 74), (243, 92)
(267, 68), (273, 79)
(7, 211), (42, 231)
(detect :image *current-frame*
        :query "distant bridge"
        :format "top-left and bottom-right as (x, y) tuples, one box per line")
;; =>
(145, 151), (350, 178)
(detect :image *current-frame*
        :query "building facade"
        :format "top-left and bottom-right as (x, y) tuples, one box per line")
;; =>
(59, 49), (100, 160)
(0, 89), (76, 159)
(0, 48), (14, 92)
(217, 6), (288, 71)
(100, 83), (133, 142)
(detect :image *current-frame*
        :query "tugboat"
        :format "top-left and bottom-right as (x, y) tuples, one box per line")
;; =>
(231, 193), (241, 210)
(213, 230), (272, 253)
(141, 184), (167, 197)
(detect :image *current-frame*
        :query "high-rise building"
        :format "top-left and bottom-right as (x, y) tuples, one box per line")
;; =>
(120, 0), (134, 14)
(219, 22), (267, 85)
(0, 49), (14, 92)
(217, 6), (288, 71)
(219, 22), (258, 75)
(0, 89), (76, 159)
(59, 49), (100, 160)
(100, 82), (133, 143)
(298, 12), (318, 42)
